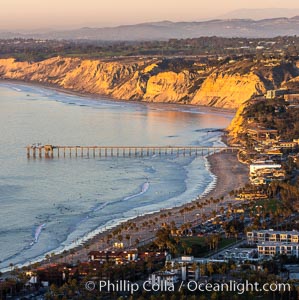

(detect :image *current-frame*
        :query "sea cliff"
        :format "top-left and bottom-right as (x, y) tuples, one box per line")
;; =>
(0, 57), (298, 110)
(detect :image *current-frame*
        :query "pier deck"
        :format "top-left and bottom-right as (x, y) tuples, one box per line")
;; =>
(26, 144), (239, 158)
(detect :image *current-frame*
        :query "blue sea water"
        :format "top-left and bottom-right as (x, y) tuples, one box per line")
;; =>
(0, 83), (232, 270)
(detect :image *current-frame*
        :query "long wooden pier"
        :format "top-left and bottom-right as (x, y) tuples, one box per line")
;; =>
(26, 144), (239, 158)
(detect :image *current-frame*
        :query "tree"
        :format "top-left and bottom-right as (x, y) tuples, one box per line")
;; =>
(117, 234), (123, 243)
(200, 263), (206, 276)
(125, 234), (131, 246)
(207, 262), (214, 276)
(9, 263), (14, 272)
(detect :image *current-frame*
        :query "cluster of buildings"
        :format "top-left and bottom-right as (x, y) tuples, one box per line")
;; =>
(149, 250), (259, 286)
(247, 125), (299, 152)
(88, 249), (168, 265)
(246, 105), (299, 185)
(150, 230), (299, 286)
(235, 191), (268, 201)
(249, 160), (286, 185)
(149, 256), (224, 285)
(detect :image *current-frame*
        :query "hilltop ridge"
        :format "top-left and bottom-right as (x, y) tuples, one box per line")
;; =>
(1, 16), (299, 40)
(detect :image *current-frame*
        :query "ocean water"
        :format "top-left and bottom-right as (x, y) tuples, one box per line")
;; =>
(0, 83), (232, 270)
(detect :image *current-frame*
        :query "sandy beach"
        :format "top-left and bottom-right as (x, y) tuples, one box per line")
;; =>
(48, 149), (249, 265)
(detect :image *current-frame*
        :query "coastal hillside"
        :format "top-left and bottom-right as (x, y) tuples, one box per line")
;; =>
(227, 96), (299, 144)
(0, 57), (298, 109)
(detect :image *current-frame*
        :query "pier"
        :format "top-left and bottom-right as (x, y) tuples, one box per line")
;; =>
(26, 144), (239, 158)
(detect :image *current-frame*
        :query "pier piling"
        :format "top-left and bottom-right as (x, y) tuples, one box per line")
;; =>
(26, 145), (239, 159)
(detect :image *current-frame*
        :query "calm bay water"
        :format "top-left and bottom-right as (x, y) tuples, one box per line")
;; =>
(0, 83), (232, 270)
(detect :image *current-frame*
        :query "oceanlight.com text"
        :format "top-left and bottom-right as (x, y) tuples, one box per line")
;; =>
(186, 280), (291, 294)
(85, 279), (291, 294)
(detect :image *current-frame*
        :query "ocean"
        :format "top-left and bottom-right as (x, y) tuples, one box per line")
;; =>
(0, 82), (232, 271)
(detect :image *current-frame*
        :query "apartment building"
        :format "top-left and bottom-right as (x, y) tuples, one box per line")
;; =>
(247, 230), (299, 244)
(258, 243), (299, 258)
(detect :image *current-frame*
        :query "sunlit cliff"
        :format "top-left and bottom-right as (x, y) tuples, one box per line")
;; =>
(0, 57), (298, 110)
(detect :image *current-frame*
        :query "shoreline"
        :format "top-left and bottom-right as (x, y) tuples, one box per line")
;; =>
(0, 78), (236, 116)
(25, 149), (249, 270)
(0, 147), (248, 273)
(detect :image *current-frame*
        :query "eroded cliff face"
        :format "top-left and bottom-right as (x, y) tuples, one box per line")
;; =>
(0, 57), (145, 95)
(143, 71), (195, 103)
(191, 72), (266, 108)
(192, 60), (298, 108)
(0, 57), (298, 110)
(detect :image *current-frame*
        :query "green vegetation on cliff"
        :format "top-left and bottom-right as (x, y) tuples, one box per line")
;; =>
(230, 99), (299, 142)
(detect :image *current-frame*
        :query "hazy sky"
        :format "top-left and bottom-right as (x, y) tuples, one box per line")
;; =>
(1, 0), (299, 30)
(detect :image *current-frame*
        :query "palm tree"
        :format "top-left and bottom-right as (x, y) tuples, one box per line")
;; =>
(200, 263), (206, 277)
(125, 234), (131, 247)
(9, 263), (14, 272)
(117, 234), (123, 244)
(186, 247), (192, 255)
(219, 206), (224, 215)
(207, 262), (214, 276)
(212, 210), (217, 218)
(84, 244), (90, 256)
(70, 249), (75, 265)
(45, 254), (50, 264)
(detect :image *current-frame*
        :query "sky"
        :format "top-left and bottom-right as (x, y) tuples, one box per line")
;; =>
(1, 0), (299, 31)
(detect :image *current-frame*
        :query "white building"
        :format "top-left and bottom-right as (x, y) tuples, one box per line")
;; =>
(258, 243), (299, 258)
(250, 163), (281, 174)
(169, 256), (226, 281)
(148, 271), (179, 287)
(247, 230), (299, 244)
(223, 247), (259, 262)
(266, 89), (288, 99)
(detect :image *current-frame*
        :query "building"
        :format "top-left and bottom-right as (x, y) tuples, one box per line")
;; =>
(279, 141), (298, 149)
(168, 256), (225, 281)
(148, 271), (179, 288)
(284, 265), (299, 280)
(223, 247), (259, 262)
(266, 89), (288, 99)
(88, 249), (138, 264)
(249, 162), (284, 185)
(284, 94), (299, 103)
(250, 163), (281, 174)
(257, 243), (299, 258)
(250, 168), (286, 185)
(247, 230), (299, 244)
(263, 148), (283, 156)
(235, 192), (268, 201)
(247, 128), (278, 141)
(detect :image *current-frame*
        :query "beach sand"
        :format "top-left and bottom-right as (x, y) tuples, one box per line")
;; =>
(49, 150), (249, 265)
